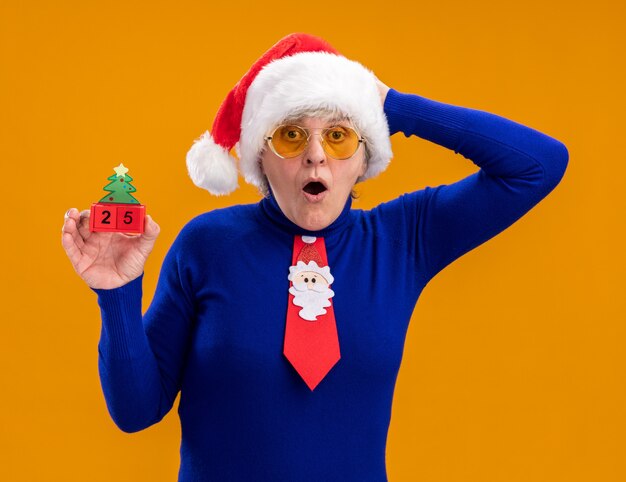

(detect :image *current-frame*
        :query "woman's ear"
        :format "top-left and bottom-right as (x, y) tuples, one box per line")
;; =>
(358, 150), (368, 177)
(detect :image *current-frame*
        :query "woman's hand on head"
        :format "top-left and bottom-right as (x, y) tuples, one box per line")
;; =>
(61, 207), (160, 290)
(375, 77), (390, 107)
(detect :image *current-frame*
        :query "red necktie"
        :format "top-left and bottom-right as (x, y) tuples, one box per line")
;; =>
(284, 235), (341, 390)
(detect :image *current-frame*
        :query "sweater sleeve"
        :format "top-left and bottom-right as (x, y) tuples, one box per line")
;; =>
(93, 229), (196, 433)
(383, 88), (569, 281)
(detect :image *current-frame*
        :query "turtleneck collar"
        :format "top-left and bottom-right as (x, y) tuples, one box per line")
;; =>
(258, 193), (354, 238)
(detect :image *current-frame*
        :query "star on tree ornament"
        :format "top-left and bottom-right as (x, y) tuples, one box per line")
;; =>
(113, 163), (129, 177)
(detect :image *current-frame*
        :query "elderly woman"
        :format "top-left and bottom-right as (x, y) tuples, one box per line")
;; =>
(62, 33), (568, 481)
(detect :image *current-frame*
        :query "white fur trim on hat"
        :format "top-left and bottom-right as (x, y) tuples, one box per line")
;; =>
(239, 52), (393, 190)
(186, 131), (239, 196)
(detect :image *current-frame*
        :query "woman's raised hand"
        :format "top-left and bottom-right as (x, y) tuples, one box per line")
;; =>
(375, 77), (390, 107)
(61, 208), (160, 289)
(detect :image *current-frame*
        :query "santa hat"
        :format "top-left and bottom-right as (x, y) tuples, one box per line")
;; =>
(186, 33), (393, 196)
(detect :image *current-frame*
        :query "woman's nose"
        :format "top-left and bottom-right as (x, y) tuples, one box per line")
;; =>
(303, 134), (327, 165)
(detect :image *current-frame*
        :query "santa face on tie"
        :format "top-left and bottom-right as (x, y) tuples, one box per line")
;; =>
(288, 261), (335, 321)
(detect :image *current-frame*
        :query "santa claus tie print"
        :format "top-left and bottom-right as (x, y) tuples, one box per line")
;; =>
(283, 235), (341, 390)
(288, 236), (335, 321)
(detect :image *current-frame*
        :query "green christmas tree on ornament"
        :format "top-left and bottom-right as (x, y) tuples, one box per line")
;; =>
(99, 163), (140, 204)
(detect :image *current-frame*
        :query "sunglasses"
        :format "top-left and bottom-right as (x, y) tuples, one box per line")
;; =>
(264, 124), (365, 160)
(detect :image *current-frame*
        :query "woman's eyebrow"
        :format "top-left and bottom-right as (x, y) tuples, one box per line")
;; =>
(283, 115), (352, 126)
(327, 115), (351, 124)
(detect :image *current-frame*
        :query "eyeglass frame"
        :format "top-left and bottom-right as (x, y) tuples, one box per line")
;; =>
(263, 122), (366, 160)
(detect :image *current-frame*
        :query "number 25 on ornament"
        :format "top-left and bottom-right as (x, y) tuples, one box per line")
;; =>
(89, 163), (146, 234)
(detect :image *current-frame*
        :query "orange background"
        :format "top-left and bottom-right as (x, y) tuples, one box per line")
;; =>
(1, 1), (624, 480)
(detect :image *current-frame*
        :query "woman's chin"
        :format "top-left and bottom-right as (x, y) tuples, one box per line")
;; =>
(296, 217), (330, 232)
(293, 208), (333, 232)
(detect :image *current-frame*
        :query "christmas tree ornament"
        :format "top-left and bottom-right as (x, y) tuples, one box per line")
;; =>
(89, 163), (146, 234)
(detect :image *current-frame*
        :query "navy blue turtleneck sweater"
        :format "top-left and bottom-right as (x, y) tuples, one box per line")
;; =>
(93, 89), (568, 481)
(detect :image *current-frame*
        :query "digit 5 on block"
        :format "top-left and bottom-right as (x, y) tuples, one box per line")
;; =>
(89, 163), (146, 234)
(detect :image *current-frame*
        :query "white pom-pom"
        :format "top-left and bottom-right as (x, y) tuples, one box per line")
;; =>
(186, 132), (239, 196)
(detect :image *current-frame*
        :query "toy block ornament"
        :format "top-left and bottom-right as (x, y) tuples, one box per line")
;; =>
(89, 163), (146, 234)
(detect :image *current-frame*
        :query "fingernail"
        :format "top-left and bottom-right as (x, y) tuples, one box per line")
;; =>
(65, 208), (73, 219)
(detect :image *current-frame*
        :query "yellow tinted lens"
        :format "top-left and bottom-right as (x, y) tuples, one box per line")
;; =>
(322, 126), (359, 159)
(271, 125), (308, 158)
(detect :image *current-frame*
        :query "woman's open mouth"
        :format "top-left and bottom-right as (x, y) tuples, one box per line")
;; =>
(303, 181), (327, 195)
(302, 181), (328, 202)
